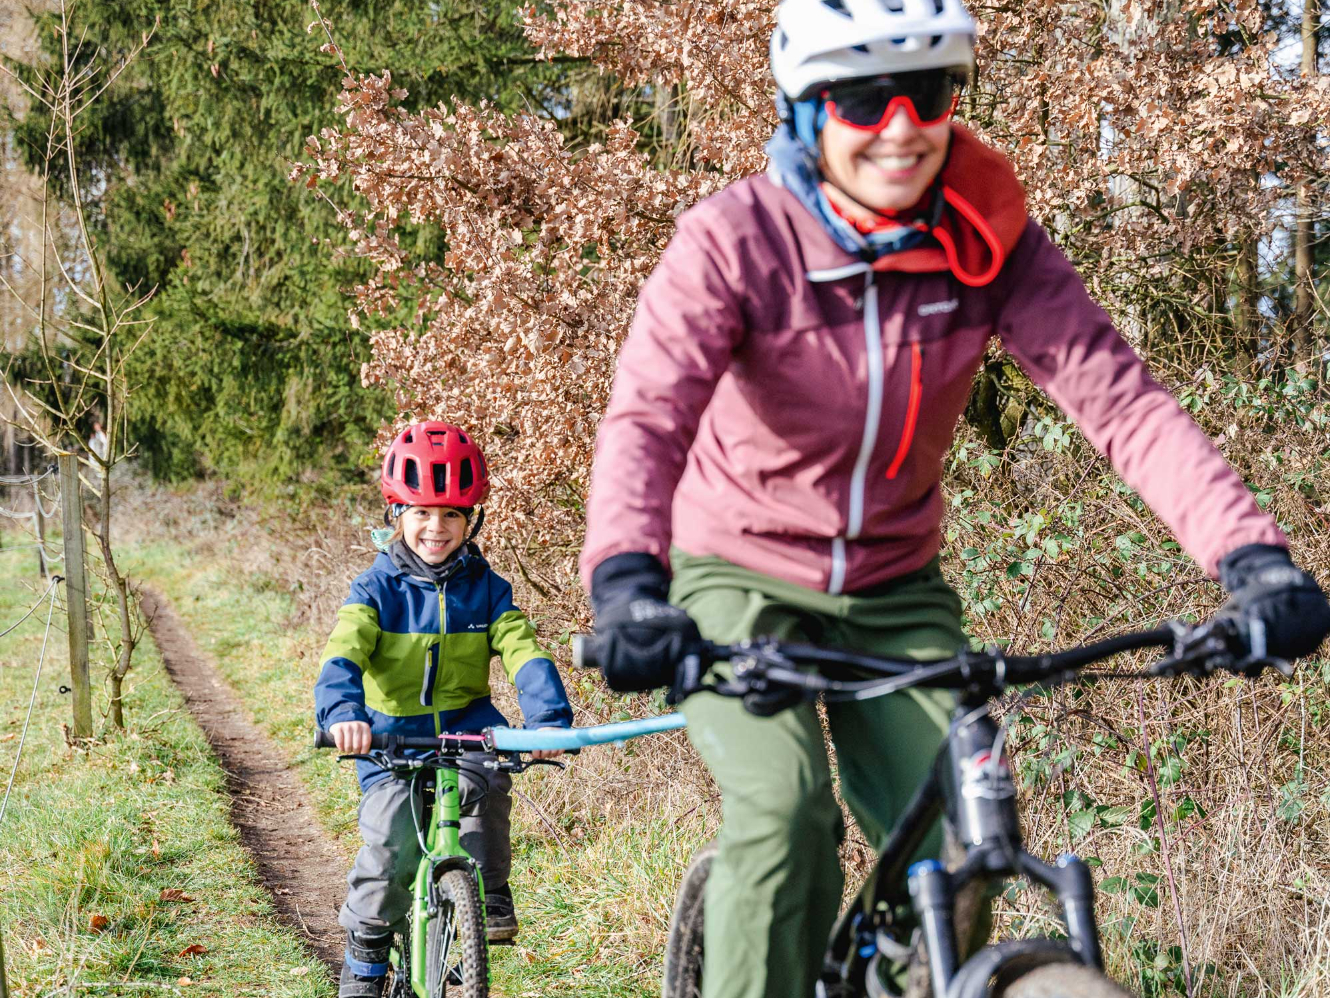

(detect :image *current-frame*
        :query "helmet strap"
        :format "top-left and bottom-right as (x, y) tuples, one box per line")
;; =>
(464, 506), (486, 545)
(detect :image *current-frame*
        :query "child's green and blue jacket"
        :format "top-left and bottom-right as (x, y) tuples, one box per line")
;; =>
(315, 546), (572, 789)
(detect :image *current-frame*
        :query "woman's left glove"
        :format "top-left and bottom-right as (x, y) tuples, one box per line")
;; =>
(590, 552), (701, 693)
(1217, 544), (1330, 662)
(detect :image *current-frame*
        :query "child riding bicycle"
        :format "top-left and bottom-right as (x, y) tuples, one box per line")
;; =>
(315, 421), (572, 998)
(580, 2), (1330, 998)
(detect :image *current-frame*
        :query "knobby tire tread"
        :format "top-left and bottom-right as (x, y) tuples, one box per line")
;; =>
(994, 962), (1137, 998)
(427, 869), (488, 998)
(662, 839), (717, 998)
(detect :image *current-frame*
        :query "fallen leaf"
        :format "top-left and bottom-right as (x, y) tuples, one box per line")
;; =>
(176, 977), (192, 986)
(179, 944), (208, 958)
(89, 914), (109, 933)
(151, 838), (161, 858)
(160, 888), (195, 903)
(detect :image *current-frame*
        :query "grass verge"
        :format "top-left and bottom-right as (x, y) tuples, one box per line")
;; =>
(0, 528), (331, 997)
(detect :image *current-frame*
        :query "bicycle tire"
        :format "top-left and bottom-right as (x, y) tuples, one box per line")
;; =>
(662, 839), (717, 998)
(426, 869), (489, 998)
(994, 962), (1137, 998)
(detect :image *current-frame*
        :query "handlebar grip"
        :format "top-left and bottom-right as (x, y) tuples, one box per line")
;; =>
(314, 730), (337, 749)
(571, 633), (601, 671)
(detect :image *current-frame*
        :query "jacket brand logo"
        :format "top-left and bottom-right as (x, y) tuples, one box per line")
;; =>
(918, 298), (959, 317)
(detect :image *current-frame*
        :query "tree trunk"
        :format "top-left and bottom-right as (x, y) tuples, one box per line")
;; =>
(1293, 0), (1321, 370)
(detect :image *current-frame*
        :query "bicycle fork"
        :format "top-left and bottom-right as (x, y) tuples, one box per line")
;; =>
(908, 701), (1103, 998)
(409, 766), (483, 996)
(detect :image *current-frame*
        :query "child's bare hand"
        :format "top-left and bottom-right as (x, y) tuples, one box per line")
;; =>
(531, 727), (566, 761)
(330, 721), (372, 754)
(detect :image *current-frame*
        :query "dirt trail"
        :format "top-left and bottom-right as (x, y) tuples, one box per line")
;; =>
(139, 586), (345, 972)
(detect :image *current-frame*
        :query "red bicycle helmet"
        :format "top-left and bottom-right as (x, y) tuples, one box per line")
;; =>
(380, 421), (489, 508)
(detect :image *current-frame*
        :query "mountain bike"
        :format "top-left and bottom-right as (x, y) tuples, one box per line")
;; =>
(313, 716), (688, 997)
(313, 729), (561, 997)
(574, 614), (1284, 998)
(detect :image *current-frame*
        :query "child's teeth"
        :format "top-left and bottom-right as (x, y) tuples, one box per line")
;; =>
(876, 155), (918, 170)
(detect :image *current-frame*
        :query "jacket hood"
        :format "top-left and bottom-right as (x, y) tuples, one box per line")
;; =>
(869, 124), (1028, 287)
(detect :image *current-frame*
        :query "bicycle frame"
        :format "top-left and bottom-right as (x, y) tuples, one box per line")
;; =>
(822, 689), (1101, 998)
(405, 763), (484, 997)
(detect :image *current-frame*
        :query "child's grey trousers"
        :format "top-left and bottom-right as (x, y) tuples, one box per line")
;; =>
(338, 760), (513, 936)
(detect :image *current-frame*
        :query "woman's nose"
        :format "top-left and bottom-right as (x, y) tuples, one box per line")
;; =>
(879, 102), (923, 139)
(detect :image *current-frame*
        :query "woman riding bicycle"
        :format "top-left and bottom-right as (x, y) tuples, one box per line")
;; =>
(580, 2), (1330, 997)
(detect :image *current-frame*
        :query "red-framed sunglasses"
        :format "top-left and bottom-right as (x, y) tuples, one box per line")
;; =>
(823, 68), (968, 131)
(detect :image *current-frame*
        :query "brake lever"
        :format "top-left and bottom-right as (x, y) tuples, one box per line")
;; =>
(1149, 618), (1293, 680)
(486, 754), (566, 774)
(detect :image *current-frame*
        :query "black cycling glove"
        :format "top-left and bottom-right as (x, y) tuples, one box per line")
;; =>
(590, 552), (701, 694)
(1217, 544), (1330, 665)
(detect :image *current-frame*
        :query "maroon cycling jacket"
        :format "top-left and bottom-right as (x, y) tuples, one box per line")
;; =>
(581, 126), (1284, 594)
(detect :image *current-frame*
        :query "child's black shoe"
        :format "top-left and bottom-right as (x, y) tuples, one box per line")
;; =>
(485, 884), (520, 943)
(340, 930), (392, 997)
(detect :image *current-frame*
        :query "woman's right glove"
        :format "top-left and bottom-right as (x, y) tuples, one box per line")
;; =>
(590, 552), (701, 693)
(1217, 544), (1330, 665)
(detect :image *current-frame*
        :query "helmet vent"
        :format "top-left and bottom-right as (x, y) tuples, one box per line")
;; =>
(820, 0), (851, 16)
(932, 0), (944, 12)
(851, 44), (870, 53)
(930, 33), (943, 47)
(404, 458), (420, 490)
(883, 0), (904, 11)
(457, 431), (468, 444)
(432, 463), (448, 493)
(778, 28), (789, 50)
(459, 458), (474, 493)
(386, 455), (396, 479)
(403, 428), (414, 444)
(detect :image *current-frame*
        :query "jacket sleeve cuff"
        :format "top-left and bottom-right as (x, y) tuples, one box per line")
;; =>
(514, 658), (574, 728)
(320, 703), (370, 728)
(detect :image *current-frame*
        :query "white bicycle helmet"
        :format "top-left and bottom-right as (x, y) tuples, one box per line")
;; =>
(771, 0), (976, 102)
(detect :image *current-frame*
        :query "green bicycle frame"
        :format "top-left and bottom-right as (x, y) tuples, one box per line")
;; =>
(406, 764), (484, 996)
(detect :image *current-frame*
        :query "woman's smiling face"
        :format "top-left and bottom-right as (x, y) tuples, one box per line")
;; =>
(818, 105), (951, 213)
(401, 506), (468, 564)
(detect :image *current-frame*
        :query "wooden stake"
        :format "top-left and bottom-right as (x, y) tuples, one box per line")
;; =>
(0, 924), (10, 998)
(58, 454), (92, 739)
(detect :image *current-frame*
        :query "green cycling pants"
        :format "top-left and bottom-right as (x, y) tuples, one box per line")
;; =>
(671, 550), (966, 998)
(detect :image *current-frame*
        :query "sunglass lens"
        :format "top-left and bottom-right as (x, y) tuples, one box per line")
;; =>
(827, 70), (962, 127)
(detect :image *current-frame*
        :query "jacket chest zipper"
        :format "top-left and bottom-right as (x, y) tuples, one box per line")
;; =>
(428, 581), (447, 735)
(885, 342), (923, 480)
(829, 275), (926, 595)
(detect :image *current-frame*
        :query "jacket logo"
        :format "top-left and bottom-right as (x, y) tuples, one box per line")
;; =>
(918, 298), (959, 317)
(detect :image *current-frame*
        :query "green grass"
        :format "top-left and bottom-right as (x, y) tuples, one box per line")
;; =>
(0, 529), (332, 997)
(121, 534), (707, 998)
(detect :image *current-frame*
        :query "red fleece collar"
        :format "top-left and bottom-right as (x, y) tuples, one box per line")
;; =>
(824, 125), (1028, 287)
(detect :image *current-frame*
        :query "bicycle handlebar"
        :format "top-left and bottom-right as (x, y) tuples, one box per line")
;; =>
(572, 615), (1286, 707)
(313, 715), (689, 756)
(312, 730), (490, 752)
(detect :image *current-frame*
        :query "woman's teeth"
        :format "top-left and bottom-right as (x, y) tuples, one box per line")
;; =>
(872, 154), (921, 171)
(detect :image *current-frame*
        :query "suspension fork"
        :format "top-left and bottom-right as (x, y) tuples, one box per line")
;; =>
(410, 764), (478, 995)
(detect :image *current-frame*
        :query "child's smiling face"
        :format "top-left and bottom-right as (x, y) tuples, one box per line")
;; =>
(401, 506), (468, 564)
